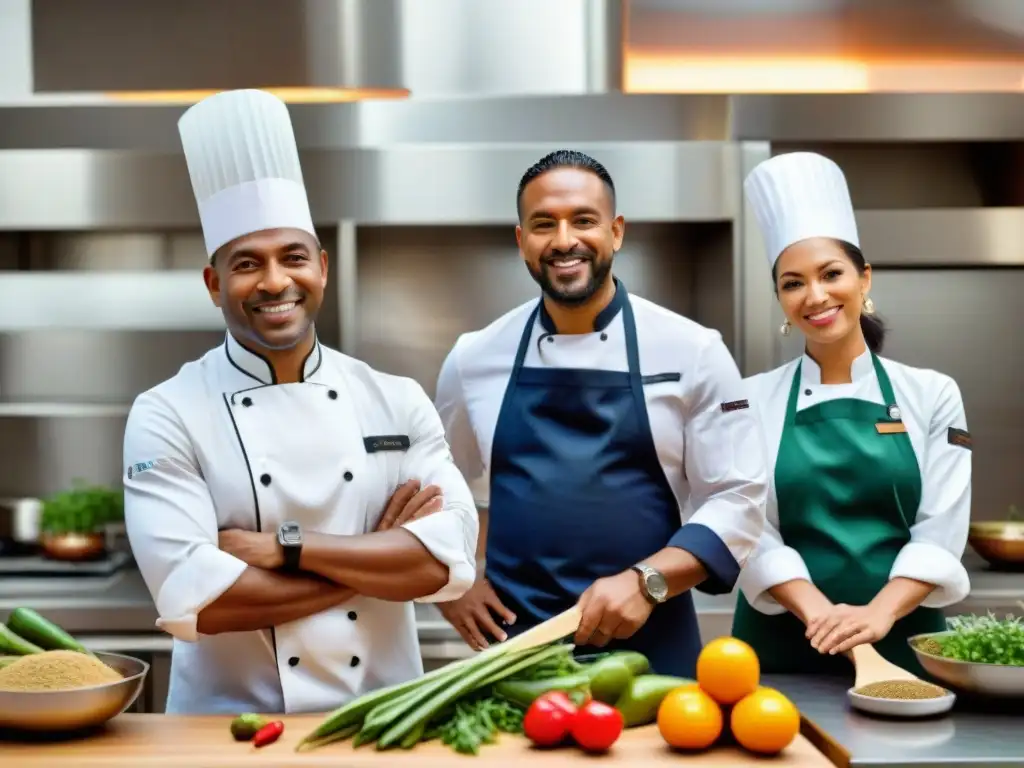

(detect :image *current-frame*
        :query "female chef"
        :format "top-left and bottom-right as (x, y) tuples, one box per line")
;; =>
(731, 152), (972, 676)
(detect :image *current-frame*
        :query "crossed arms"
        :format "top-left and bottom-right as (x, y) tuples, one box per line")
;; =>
(122, 383), (479, 642)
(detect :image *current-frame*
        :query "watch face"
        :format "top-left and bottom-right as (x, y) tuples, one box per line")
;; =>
(645, 571), (668, 601)
(279, 523), (301, 546)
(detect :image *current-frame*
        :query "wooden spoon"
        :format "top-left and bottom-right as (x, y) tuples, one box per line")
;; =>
(846, 644), (955, 718)
(850, 643), (919, 689)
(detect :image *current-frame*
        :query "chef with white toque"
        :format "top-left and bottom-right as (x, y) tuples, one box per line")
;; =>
(731, 151), (972, 677)
(122, 89), (478, 715)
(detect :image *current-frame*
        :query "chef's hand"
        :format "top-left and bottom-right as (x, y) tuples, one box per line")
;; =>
(807, 603), (896, 655)
(574, 570), (654, 648)
(438, 577), (517, 651)
(376, 479), (443, 532)
(218, 529), (282, 570)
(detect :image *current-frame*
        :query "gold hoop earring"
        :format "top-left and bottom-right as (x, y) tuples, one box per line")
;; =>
(779, 320), (792, 337)
(863, 296), (875, 315)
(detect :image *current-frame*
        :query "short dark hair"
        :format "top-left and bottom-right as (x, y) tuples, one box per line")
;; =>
(516, 150), (616, 220)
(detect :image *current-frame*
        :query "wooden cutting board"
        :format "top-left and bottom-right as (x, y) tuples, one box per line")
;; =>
(0, 713), (838, 767)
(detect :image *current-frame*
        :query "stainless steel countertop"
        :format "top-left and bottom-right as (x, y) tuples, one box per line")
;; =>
(767, 674), (1024, 768)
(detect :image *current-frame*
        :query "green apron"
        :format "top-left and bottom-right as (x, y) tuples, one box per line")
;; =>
(732, 353), (947, 677)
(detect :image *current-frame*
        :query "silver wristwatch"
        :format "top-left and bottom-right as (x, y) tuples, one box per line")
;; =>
(631, 562), (668, 604)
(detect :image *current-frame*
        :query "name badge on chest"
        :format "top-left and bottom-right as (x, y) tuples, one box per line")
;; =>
(364, 435), (411, 453)
(876, 405), (906, 434)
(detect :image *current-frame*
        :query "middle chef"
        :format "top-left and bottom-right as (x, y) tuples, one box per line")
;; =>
(732, 151), (972, 676)
(433, 149), (769, 678)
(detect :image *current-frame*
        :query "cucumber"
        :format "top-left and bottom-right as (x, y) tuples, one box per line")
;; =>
(0, 623), (44, 655)
(6, 608), (90, 655)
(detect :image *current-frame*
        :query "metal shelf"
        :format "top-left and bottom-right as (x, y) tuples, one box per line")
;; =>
(0, 272), (224, 332)
(0, 402), (131, 418)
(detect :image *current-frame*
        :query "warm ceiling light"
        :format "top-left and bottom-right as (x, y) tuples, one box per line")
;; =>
(627, 56), (870, 93)
(627, 54), (1024, 93)
(99, 86), (410, 104)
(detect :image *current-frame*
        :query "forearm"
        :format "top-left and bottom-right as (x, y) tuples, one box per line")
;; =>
(196, 567), (355, 635)
(299, 528), (449, 601)
(767, 578), (834, 625)
(870, 576), (935, 622)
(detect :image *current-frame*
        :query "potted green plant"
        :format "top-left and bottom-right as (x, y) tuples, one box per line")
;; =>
(38, 481), (124, 561)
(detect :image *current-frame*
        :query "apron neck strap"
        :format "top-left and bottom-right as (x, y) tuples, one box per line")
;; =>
(784, 352), (897, 425)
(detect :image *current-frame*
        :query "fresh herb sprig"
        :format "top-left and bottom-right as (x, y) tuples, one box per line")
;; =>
(938, 613), (1024, 666)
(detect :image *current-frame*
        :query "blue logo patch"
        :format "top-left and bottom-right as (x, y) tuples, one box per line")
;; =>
(127, 461), (155, 479)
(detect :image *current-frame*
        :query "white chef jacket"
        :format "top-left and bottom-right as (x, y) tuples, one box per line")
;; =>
(737, 349), (972, 615)
(122, 332), (478, 714)
(434, 293), (769, 588)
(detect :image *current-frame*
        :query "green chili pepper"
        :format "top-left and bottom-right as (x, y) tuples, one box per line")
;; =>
(585, 656), (635, 704)
(493, 671), (592, 709)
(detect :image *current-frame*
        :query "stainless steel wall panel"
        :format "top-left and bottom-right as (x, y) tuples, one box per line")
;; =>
(352, 223), (730, 397)
(734, 95), (1024, 142)
(0, 330), (225, 405)
(857, 269), (1024, 523)
(856, 209), (1024, 266)
(31, 0), (404, 93)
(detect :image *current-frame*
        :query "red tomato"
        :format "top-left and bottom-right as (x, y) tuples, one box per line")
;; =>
(570, 700), (624, 753)
(523, 692), (578, 747)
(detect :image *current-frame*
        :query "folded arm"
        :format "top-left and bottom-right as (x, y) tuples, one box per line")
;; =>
(886, 376), (972, 608)
(297, 379), (480, 603)
(122, 392), (353, 641)
(660, 335), (769, 597)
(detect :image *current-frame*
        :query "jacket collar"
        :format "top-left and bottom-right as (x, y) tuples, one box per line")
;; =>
(800, 346), (873, 386)
(538, 277), (626, 334)
(223, 331), (323, 385)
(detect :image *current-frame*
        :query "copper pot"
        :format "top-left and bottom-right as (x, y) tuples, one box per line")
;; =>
(40, 532), (106, 561)
(968, 521), (1024, 570)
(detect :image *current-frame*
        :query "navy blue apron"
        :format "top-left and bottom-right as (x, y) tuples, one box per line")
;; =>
(485, 282), (702, 678)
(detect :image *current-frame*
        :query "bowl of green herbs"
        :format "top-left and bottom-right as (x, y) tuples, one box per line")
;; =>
(909, 613), (1024, 697)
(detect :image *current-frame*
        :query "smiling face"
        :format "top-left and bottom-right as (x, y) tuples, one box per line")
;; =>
(774, 237), (871, 347)
(515, 167), (624, 307)
(203, 227), (327, 351)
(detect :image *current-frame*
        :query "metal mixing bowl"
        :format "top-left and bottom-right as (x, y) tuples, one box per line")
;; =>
(0, 651), (149, 731)
(908, 631), (1024, 697)
(968, 521), (1024, 569)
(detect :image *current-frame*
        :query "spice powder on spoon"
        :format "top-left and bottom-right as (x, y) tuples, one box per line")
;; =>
(854, 680), (948, 700)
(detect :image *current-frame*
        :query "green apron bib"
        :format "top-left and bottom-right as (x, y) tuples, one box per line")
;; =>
(732, 353), (947, 677)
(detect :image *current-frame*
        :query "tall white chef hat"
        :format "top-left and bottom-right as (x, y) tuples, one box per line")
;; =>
(177, 89), (316, 258)
(743, 152), (859, 270)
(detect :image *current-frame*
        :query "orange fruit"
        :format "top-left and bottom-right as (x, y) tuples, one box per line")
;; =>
(656, 684), (723, 751)
(730, 687), (800, 755)
(696, 636), (760, 705)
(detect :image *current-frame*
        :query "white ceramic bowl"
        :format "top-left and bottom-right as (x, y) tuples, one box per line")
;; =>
(847, 687), (956, 718)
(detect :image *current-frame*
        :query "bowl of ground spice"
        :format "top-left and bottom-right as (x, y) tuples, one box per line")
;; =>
(0, 650), (149, 732)
(847, 678), (955, 718)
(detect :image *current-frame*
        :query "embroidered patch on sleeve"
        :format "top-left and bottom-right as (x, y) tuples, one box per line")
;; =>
(720, 399), (750, 413)
(126, 460), (155, 479)
(947, 427), (972, 450)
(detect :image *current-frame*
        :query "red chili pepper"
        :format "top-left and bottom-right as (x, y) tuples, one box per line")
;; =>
(252, 720), (285, 748)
